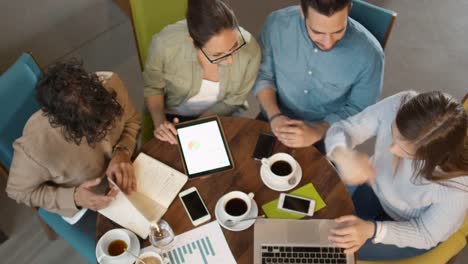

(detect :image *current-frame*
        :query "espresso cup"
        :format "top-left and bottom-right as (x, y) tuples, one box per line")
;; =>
(219, 191), (255, 222)
(138, 251), (164, 264)
(261, 153), (297, 185)
(99, 229), (131, 260)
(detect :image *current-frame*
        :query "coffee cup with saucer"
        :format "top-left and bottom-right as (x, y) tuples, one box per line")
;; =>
(260, 153), (302, 192)
(215, 191), (258, 231)
(96, 228), (141, 264)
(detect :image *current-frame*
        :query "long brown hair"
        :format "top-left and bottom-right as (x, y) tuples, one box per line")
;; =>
(395, 91), (468, 183)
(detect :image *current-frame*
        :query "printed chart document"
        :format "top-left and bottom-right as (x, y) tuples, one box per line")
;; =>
(99, 153), (188, 238)
(141, 221), (236, 264)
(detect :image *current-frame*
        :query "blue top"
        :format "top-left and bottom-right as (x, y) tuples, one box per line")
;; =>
(253, 6), (384, 125)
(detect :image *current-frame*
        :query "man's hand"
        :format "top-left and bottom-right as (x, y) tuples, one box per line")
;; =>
(329, 215), (375, 254)
(74, 178), (118, 211)
(106, 148), (136, 194)
(275, 120), (328, 148)
(270, 114), (291, 138)
(330, 147), (376, 185)
(154, 117), (179, 145)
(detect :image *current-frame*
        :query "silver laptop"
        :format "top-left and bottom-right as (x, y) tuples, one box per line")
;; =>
(254, 219), (355, 264)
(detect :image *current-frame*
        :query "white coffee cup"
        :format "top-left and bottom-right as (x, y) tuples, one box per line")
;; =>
(99, 229), (131, 261)
(138, 251), (165, 264)
(261, 153), (297, 185)
(219, 191), (255, 222)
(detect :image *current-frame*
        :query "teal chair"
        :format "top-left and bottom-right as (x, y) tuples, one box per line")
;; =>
(0, 53), (97, 264)
(349, 0), (397, 49)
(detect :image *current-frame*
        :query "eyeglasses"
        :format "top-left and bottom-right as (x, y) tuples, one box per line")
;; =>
(199, 27), (246, 64)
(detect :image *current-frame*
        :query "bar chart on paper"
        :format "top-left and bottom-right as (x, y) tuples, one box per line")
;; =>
(151, 221), (236, 264)
(162, 236), (216, 264)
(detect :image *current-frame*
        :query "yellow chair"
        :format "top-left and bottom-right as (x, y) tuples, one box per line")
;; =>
(129, 0), (187, 144)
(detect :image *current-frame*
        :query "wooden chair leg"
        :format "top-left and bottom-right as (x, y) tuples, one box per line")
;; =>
(33, 209), (58, 241)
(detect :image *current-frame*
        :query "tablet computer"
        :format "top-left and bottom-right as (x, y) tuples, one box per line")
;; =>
(175, 116), (234, 178)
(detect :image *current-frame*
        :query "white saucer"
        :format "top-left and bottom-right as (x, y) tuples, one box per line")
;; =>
(96, 229), (141, 264)
(215, 199), (258, 231)
(260, 162), (302, 192)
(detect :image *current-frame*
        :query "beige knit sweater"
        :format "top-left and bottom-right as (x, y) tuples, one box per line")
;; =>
(6, 72), (141, 217)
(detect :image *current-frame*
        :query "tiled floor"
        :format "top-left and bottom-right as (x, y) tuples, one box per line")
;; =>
(0, 0), (467, 263)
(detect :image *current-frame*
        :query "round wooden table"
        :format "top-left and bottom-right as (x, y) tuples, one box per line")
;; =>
(96, 117), (354, 263)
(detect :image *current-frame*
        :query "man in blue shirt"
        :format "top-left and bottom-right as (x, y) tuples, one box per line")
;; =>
(254, 0), (384, 153)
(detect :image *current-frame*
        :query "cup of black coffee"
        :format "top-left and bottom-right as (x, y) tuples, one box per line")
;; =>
(220, 191), (255, 222)
(261, 153), (297, 184)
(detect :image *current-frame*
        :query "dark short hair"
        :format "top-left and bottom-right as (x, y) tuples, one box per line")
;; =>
(36, 59), (123, 146)
(301, 0), (351, 17)
(186, 0), (237, 49)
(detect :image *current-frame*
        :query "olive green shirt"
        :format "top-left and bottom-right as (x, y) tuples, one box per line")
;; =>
(143, 20), (261, 116)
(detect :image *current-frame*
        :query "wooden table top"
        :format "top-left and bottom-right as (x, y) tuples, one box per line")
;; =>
(96, 116), (354, 263)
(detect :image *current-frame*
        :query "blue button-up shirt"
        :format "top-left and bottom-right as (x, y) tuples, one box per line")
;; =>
(253, 6), (384, 125)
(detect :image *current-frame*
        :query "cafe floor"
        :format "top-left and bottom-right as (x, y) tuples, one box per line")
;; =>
(0, 0), (467, 263)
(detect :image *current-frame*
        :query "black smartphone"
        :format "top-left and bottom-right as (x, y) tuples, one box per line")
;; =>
(92, 177), (110, 195)
(252, 133), (276, 160)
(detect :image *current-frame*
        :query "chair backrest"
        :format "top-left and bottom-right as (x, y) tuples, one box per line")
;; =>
(349, 0), (397, 49)
(0, 53), (41, 170)
(130, 0), (187, 69)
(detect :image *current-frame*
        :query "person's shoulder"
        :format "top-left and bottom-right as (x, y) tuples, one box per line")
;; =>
(376, 91), (418, 113)
(239, 27), (260, 56)
(264, 6), (301, 30)
(346, 18), (384, 58)
(97, 72), (129, 105)
(151, 20), (189, 53)
(155, 20), (188, 41)
(15, 110), (56, 154)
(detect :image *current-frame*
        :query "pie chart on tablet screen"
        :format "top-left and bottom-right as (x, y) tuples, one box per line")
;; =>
(188, 141), (201, 151)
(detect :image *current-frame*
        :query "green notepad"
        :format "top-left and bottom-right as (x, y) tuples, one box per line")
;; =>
(262, 183), (326, 219)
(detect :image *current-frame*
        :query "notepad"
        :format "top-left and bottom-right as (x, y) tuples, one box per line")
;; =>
(99, 153), (188, 238)
(262, 183), (326, 219)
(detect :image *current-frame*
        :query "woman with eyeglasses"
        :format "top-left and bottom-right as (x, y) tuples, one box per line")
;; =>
(143, 0), (260, 144)
(325, 91), (468, 260)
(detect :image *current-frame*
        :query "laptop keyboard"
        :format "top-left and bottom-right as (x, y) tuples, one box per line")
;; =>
(261, 245), (348, 264)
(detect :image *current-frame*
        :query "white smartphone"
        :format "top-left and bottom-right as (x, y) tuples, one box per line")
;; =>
(178, 187), (211, 226)
(277, 193), (316, 216)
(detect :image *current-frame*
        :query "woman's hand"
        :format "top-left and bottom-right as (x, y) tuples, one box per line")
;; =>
(329, 215), (375, 254)
(154, 117), (179, 144)
(329, 147), (376, 185)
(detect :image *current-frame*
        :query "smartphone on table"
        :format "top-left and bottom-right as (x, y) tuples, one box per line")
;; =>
(277, 193), (316, 216)
(252, 133), (276, 160)
(178, 187), (211, 226)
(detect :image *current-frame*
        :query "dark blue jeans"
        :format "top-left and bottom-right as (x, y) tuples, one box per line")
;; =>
(351, 185), (430, 261)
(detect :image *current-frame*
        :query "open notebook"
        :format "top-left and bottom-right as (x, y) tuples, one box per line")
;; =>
(99, 153), (188, 239)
